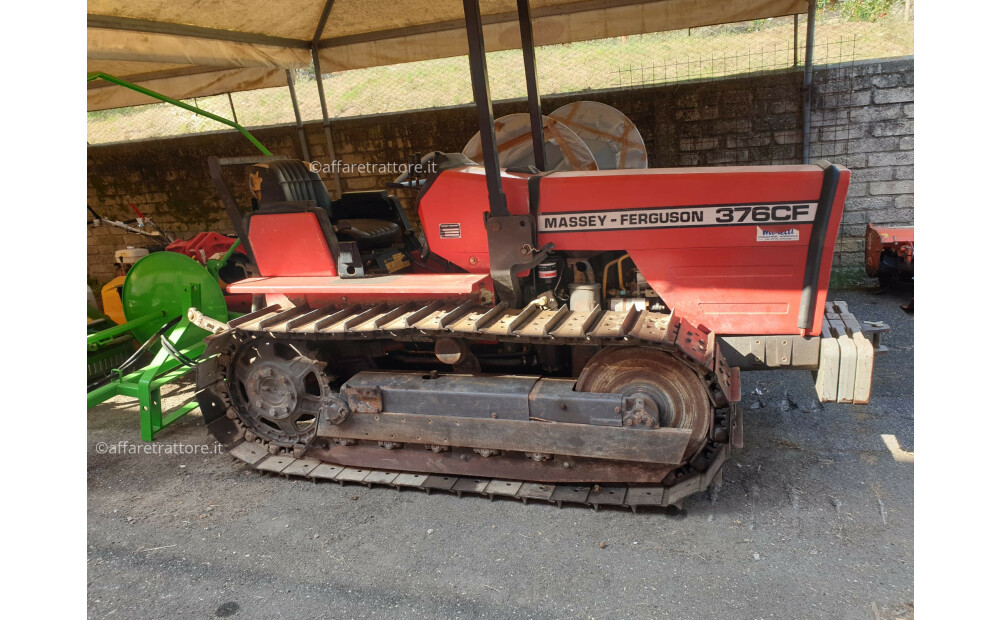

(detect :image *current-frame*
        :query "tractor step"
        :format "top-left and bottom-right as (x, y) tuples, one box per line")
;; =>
(226, 273), (490, 300)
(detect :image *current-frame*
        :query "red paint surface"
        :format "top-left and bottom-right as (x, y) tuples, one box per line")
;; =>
(248, 212), (338, 277)
(419, 165), (849, 336)
(166, 231), (245, 263)
(865, 223), (914, 276)
(245, 164), (849, 337)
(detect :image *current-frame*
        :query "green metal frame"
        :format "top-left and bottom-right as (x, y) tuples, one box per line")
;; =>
(87, 311), (164, 352)
(87, 74), (268, 440)
(87, 285), (208, 441)
(205, 239), (243, 282)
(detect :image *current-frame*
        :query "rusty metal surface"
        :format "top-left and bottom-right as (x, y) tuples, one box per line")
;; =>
(515, 307), (569, 337)
(479, 308), (529, 336)
(344, 386), (383, 414)
(227, 338), (330, 447)
(192, 297), (738, 511)
(302, 442), (676, 484)
(343, 371), (539, 421)
(587, 485), (627, 509)
(549, 306), (601, 339)
(575, 347), (713, 460)
(629, 310), (676, 344)
(227, 304), (282, 329)
(317, 411), (693, 465)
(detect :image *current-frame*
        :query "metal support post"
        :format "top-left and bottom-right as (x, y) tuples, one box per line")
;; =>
(517, 0), (546, 171)
(227, 92), (238, 123)
(793, 14), (799, 67)
(463, 0), (508, 216)
(286, 69), (311, 161)
(311, 0), (342, 198)
(802, 0), (817, 164)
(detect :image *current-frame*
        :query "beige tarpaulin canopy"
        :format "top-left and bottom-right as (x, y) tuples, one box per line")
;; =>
(87, 0), (808, 111)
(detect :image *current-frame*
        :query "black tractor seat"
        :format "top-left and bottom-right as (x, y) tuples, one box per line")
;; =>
(250, 160), (408, 251)
(333, 218), (400, 248)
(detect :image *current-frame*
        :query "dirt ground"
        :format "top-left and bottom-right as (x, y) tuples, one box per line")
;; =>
(87, 287), (913, 620)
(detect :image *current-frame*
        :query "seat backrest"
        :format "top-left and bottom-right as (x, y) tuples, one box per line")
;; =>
(247, 205), (339, 277)
(251, 160), (333, 216)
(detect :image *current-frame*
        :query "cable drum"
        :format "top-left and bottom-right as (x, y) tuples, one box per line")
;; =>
(549, 101), (648, 170)
(462, 113), (598, 172)
(121, 252), (229, 348)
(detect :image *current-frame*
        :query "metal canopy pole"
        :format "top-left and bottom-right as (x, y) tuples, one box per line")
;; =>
(517, 0), (546, 171)
(802, 0), (817, 164)
(463, 0), (508, 216)
(793, 15), (799, 67)
(227, 92), (238, 123)
(312, 0), (342, 197)
(286, 69), (311, 161)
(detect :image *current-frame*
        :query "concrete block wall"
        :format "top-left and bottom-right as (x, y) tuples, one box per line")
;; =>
(87, 56), (913, 288)
(808, 58), (914, 266)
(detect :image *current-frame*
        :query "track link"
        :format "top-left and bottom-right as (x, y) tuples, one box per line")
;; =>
(232, 438), (730, 512)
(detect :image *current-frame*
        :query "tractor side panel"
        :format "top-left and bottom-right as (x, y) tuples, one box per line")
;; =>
(418, 165), (848, 337)
(535, 166), (849, 336)
(419, 168), (531, 273)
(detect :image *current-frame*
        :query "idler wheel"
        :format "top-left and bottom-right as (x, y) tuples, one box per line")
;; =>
(576, 347), (713, 459)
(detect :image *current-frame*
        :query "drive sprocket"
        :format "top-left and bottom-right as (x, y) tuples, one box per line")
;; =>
(227, 337), (334, 448)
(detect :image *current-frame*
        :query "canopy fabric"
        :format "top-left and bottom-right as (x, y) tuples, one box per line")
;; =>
(87, 0), (808, 111)
(87, 67), (288, 110)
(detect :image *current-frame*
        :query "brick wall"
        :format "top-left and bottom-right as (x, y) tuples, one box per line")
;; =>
(87, 56), (913, 288)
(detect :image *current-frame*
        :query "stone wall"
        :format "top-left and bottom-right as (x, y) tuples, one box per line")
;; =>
(87, 56), (913, 288)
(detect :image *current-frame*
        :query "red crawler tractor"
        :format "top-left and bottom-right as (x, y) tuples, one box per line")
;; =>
(190, 0), (884, 511)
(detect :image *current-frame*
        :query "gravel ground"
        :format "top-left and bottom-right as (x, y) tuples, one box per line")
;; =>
(87, 288), (913, 620)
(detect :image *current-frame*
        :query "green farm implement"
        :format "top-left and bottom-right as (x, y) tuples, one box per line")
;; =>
(86, 73), (271, 440)
(86, 252), (231, 440)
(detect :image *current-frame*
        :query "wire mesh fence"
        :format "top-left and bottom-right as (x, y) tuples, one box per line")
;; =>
(86, 1), (913, 145)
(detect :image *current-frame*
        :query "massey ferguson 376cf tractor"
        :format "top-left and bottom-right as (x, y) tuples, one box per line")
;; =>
(189, 0), (885, 512)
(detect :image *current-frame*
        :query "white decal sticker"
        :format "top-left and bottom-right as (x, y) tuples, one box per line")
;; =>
(756, 226), (800, 242)
(538, 202), (817, 232)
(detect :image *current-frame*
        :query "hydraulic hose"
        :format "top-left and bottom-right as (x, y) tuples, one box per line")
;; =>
(87, 317), (183, 390)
